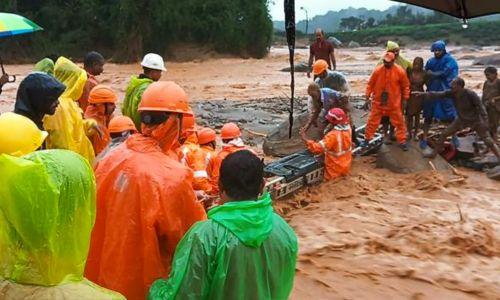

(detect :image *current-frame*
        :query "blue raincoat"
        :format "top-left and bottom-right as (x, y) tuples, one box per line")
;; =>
(424, 41), (458, 121)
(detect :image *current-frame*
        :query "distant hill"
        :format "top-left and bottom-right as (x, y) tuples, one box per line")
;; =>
(273, 5), (500, 33)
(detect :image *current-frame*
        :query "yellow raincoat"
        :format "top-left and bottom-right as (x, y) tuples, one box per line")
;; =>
(0, 149), (124, 299)
(43, 57), (95, 162)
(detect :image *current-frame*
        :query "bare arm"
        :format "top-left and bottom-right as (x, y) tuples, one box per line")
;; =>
(471, 91), (488, 121)
(330, 47), (336, 70)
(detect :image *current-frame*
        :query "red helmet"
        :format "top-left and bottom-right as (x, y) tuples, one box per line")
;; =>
(325, 108), (348, 125)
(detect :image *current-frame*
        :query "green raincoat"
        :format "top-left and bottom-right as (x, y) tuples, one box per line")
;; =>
(34, 58), (55, 76)
(0, 150), (124, 299)
(122, 75), (154, 129)
(148, 193), (298, 300)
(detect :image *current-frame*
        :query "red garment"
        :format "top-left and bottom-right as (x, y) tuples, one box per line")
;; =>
(85, 120), (207, 300)
(306, 125), (352, 180)
(84, 105), (111, 155)
(365, 64), (410, 144)
(310, 40), (334, 68)
(210, 143), (247, 195)
(78, 73), (99, 112)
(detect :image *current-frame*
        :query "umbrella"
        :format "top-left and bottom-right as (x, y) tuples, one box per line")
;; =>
(390, 0), (500, 26)
(0, 12), (43, 82)
(0, 12), (43, 38)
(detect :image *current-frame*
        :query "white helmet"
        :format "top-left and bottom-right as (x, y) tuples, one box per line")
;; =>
(141, 53), (166, 71)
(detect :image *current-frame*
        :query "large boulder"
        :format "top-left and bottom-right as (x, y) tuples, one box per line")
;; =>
(348, 41), (361, 48)
(472, 53), (500, 66)
(280, 62), (310, 72)
(327, 36), (343, 48)
(263, 112), (322, 157)
(376, 141), (452, 173)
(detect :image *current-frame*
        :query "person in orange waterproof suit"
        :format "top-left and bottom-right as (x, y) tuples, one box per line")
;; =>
(210, 122), (249, 195)
(301, 107), (352, 181)
(179, 115), (214, 195)
(84, 85), (117, 155)
(365, 51), (410, 150)
(197, 127), (217, 180)
(85, 81), (207, 300)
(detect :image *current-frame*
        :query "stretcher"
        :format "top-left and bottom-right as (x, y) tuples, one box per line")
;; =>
(263, 125), (383, 199)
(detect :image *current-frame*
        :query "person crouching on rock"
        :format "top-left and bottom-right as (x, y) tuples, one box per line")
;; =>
(413, 77), (500, 162)
(301, 108), (353, 181)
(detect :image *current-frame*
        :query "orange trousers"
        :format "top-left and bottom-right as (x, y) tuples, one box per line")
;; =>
(365, 107), (407, 144)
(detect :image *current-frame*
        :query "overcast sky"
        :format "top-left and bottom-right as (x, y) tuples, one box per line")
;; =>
(269, 0), (397, 21)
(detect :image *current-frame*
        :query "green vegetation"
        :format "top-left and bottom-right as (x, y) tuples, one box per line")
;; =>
(333, 21), (500, 46)
(0, 0), (273, 62)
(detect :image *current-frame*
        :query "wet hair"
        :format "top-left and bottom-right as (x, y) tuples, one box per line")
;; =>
(307, 83), (320, 96)
(84, 51), (104, 68)
(484, 66), (497, 75)
(219, 150), (264, 201)
(454, 77), (465, 88)
(413, 57), (424, 64)
(315, 28), (324, 35)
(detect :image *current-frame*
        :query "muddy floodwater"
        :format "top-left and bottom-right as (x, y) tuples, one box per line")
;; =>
(1, 46), (499, 299)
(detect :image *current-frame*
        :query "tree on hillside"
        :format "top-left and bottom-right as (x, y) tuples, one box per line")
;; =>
(340, 16), (364, 31)
(0, 0), (273, 62)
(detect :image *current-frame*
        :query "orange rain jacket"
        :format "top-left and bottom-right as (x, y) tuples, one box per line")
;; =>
(210, 139), (248, 195)
(85, 119), (207, 300)
(365, 64), (410, 143)
(366, 64), (410, 111)
(84, 105), (112, 155)
(180, 133), (213, 194)
(306, 124), (352, 180)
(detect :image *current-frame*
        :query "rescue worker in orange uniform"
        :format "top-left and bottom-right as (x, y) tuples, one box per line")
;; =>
(108, 115), (138, 143)
(84, 85), (117, 155)
(210, 122), (249, 194)
(301, 108), (352, 181)
(85, 81), (207, 300)
(179, 113), (199, 164)
(198, 127), (217, 178)
(178, 115), (215, 199)
(93, 116), (138, 164)
(364, 51), (410, 151)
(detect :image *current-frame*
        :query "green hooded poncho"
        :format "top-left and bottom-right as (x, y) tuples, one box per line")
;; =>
(121, 75), (154, 130)
(0, 150), (124, 299)
(148, 193), (298, 300)
(34, 58), (55, 76)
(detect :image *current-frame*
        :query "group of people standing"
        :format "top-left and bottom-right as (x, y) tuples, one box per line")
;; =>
(305, 30), (500, 162)
(0, 51), (298, 299)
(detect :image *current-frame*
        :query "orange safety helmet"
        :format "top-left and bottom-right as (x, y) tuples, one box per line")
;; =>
(88, 85), (118, 104)
(326, 108), (348, 125)
(108, 115), (138, 133)
(313, 59), (328, 75)
(198, 127), (216, 145)
(138, 81), (192, 115)
(221, 122), (241, 140)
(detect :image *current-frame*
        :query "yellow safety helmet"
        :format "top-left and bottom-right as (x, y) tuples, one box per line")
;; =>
(0, 112), (48, 156)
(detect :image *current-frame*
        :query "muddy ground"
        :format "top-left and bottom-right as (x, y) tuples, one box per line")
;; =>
(1, 46), (499, 299)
